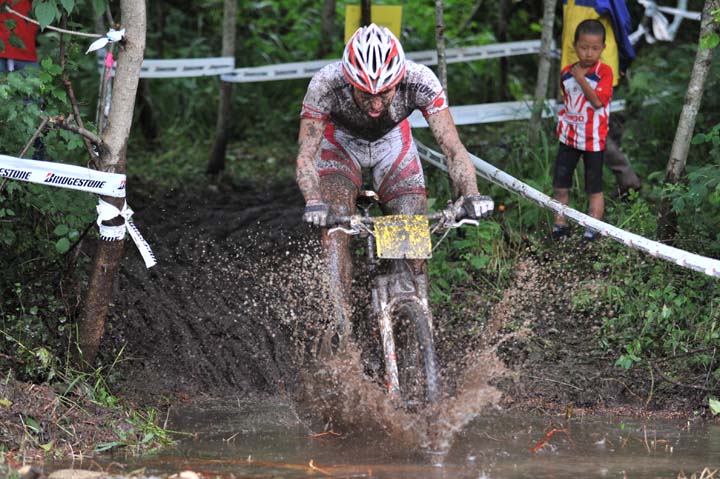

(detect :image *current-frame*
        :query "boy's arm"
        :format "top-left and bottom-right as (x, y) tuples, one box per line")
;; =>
(571, 64), (604, 109)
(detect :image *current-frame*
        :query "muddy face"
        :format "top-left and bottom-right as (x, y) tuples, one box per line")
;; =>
(352, 87), (397, 118)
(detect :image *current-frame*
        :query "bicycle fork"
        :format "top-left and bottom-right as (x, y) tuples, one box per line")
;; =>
(371, 271), (434, 400)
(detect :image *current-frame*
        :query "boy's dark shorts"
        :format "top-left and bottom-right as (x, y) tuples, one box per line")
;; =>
(553, 142), (604, 194)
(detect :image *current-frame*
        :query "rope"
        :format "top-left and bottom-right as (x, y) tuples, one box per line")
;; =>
(415, 141), (720, 278)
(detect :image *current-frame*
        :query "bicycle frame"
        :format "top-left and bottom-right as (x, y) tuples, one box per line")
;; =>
(328, 192), (477, 404)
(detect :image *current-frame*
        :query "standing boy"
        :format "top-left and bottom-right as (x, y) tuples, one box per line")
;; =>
(552, 19), (612, 243)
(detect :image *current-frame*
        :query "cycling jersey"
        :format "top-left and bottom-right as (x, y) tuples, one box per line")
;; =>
(557, 61), (613, 152)
(301, 60), (448, 202)
(301, 61), (447, 141)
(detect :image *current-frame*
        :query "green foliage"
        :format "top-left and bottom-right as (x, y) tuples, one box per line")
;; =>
(94, 408), (178, 454)
(428, 218), (509, 305)
(0, 51), (96, 382)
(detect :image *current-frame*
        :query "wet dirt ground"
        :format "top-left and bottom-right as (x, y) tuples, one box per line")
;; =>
(101, 178), (697, 414)
(2, 177), (715, 474)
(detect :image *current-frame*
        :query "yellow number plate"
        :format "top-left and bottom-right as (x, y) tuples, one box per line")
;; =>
(373, 215), (432, 259)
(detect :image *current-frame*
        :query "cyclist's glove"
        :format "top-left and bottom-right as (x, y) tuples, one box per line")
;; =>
(303, 200), (330, 226)
(463, 194), (494, 219)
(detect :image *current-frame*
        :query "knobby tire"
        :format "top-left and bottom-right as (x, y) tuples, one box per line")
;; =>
(392, 300), (441, 407)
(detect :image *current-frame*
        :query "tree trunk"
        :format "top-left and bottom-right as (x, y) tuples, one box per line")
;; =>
(657, 0), (719, 241)
(435, 0), (448, 94)
(76, 0), (146, 366)
(316, 0), (336, 58)
(458, 0), (484, 35)
(495, 0), (511, 100)
(361, 0), (371, 27)
(207, 0), (237, 176)
(528, 0), (558, 144)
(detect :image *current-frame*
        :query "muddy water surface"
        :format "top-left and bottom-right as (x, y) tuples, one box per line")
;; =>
(51, 397), (720, 479)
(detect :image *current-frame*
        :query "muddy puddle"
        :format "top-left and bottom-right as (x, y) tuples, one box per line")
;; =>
(46, 397), (720, 478)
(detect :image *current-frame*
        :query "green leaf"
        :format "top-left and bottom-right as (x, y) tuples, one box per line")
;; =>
(710, 397), (720, 416)
(53, 224), (69, 236)
(94, 442), (120, 453)
(700, 32), (720, 50)
(92, 0), (106, 15)
(692, 133), (706, 144)
(8, 31), (25, 49)
(24, 416), (40, 433)
(60, 0), (74, 14)
(34, 1), (59, 29)
(55, 237), (70, 254)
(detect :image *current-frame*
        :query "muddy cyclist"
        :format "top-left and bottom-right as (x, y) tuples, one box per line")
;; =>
(295, 24), (494, 345)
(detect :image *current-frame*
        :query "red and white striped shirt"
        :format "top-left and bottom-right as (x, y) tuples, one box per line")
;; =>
(557, 61), (613, 152)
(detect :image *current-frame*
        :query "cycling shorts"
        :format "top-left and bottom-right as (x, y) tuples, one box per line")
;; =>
(553, 142), (604, 194)
(316, 119), (426, 203)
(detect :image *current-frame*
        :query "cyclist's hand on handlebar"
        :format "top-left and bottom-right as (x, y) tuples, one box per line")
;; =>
(463, 195), (494, 219)
(303, 200), (330, 226)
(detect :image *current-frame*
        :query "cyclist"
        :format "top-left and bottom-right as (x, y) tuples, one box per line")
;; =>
(295, 24), (493, 344)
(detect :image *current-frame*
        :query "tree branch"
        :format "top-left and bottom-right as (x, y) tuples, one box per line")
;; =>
(52, 116), (105, 147)
(4, 4), (102, 38)
(652, 362), (718, 392)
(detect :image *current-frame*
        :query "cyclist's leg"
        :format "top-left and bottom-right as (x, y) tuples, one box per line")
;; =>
(371, 123), (428, 289)
(316, 125), (362, 351)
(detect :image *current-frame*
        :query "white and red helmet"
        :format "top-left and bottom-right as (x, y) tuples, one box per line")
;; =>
(342, 23), (406, 94)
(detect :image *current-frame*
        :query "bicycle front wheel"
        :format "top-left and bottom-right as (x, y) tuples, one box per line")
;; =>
(392, 299), (441, 407)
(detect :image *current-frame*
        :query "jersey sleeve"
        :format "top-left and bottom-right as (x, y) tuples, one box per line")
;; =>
(407, 63), (449, 117)
(594, 63), (613, 107)
(299, 66), (336, 120)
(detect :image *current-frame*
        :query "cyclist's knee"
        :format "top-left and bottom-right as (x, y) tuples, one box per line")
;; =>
(320, 174), (358, 215)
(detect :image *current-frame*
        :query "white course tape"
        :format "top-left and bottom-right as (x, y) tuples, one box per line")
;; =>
(0, 155), (126, 197)
(221, 40), (542, 83)
(415, 141), (720, 278)
(408, 99), (627, 127)
(99, 56), (235, 79)
(97, 199), (157, 268)
(87, 28), (125, 54)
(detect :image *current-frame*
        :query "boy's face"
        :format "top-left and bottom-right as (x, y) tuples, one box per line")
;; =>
(573, 33), (605, 68)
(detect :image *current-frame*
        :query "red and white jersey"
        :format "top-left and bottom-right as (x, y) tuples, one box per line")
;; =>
(300, 61), (448, 142)
(557, 61), (613, 152)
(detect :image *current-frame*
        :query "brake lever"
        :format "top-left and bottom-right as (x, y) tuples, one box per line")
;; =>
(328, 225), (360, 236)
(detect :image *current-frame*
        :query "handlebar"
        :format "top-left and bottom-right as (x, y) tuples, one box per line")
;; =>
(325, 202), (475, 231)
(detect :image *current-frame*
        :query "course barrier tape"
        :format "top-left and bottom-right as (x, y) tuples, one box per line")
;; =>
(97, 199), (157, 268)
(99, 56), (235, 79)
(1, 154), (156, 269)
(0, 155), (126, 197)
(415, 141), (720, 278)
(220, 40), (542, 83)
(408, 99), (628, 127)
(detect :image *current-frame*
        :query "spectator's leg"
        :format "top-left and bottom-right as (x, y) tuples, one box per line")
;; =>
(553, 188), (570, 226)
(606, 114), (641, 196)
(588, 192), (605, 220)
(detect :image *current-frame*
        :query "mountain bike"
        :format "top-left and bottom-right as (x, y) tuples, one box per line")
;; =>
(327, 192), (478, 407)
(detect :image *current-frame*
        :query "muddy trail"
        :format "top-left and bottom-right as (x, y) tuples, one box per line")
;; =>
(103, 178), (692, 443)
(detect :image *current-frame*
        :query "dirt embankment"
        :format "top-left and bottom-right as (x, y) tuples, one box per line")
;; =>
(104, 179), (702, 414)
